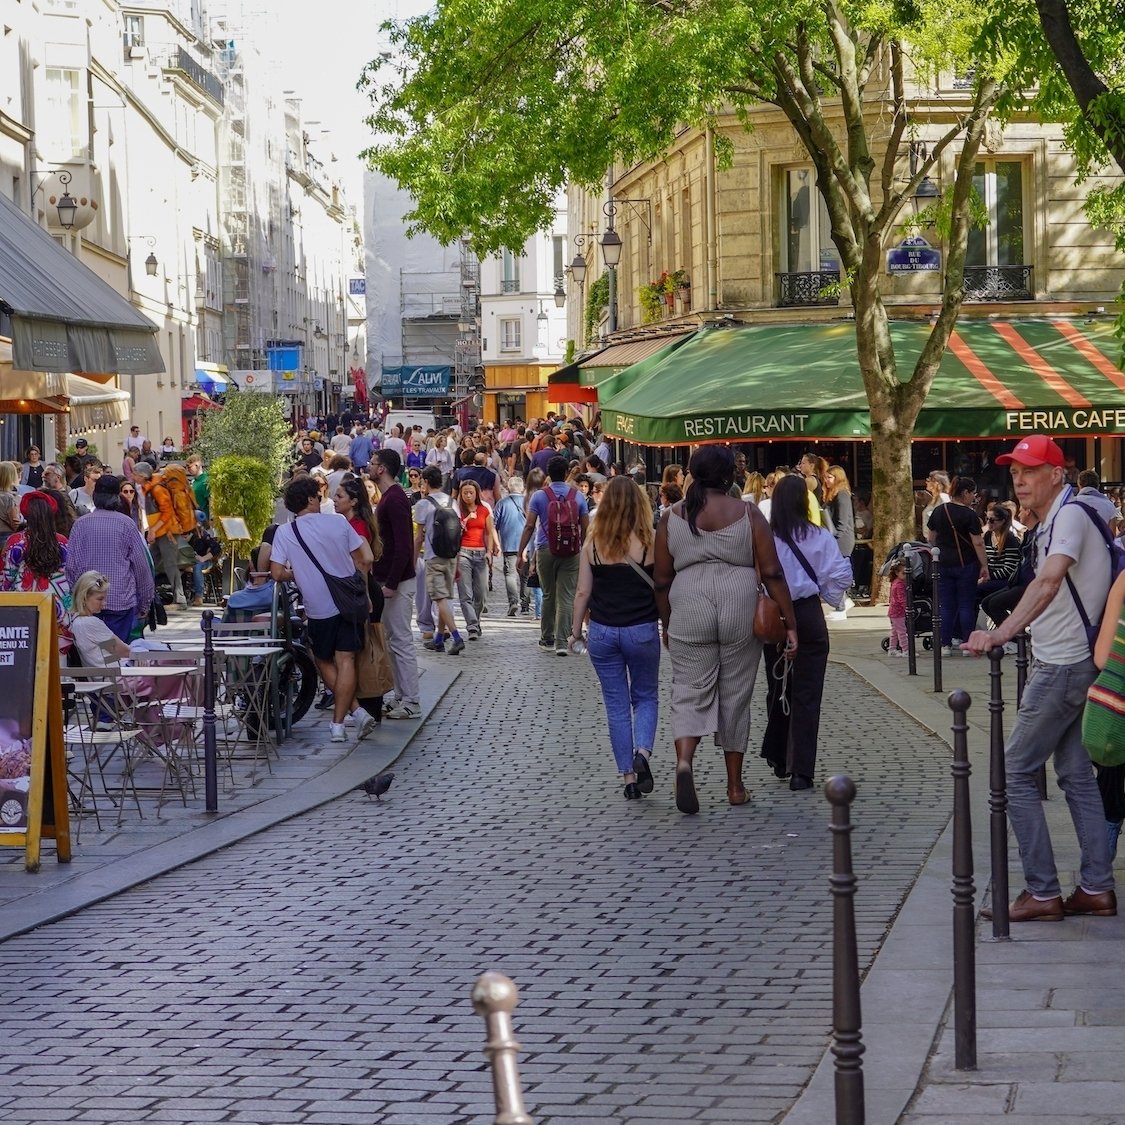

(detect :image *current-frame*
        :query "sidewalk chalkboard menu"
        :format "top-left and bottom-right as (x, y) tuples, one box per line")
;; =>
(0, 593), (70, 871)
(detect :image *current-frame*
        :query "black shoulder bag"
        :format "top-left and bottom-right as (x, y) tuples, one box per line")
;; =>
(291, 520), (370, 625)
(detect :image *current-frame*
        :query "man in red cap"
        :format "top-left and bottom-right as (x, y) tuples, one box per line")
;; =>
(965, 434), (1115, 921)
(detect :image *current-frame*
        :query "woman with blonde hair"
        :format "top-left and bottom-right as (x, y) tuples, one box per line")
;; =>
(0, 461), (18, 495)
(823, 464), (856, 618)
(572, 476), (661, 800)
(742, 471), (766, 506)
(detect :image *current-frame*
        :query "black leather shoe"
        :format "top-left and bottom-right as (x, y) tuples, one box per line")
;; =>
(675, 766), (699, 814)
(766, 757), (788, 780)
(632, 751), (654, 794)
(789, 774), (813, 791)
(623, 782), (642, 800)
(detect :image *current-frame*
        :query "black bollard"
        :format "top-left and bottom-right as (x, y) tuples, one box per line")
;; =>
(201, 610), (218, 814)
(949, 690), (978, 1071)
(931, 546), (942, 693)
(825, 775), (865, 1125)
(987, 649), (1010, 940)
(904, 548), (918, 677)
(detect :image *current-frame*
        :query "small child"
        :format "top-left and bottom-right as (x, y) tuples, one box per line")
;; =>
(887, 559), (909, 656)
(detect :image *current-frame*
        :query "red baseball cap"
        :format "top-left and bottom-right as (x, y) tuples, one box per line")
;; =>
(995, 434), (1065, 468)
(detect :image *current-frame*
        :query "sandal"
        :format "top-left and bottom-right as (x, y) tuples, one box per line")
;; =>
(727, 785), (749, 806)
(675, 764), (699, 815)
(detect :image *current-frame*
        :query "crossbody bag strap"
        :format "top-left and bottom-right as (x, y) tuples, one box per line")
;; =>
(789, 539), (819, 585)
(944, 503), (966, 566)
(290, 519), (331, 581)
(624, 555), (655, 589)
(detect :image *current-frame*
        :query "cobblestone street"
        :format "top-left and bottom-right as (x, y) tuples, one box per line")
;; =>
(0, 615), (954, 1124)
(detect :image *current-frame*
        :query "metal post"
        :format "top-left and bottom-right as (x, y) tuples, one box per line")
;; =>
(948, 689), (978, 1070)
(987, 648), (1010, 938)
(201, 609), (218, 814)
(931, 546), (942, 693)
(825, 775), (865, 1125)
(904, 547), (918, 677)
(471, 972), (534, 1125)
(1014, 632), (1047, 800)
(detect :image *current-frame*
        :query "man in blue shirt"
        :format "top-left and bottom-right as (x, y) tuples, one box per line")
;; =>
(348, 423), (375, 471)
(517, 456), (589, 655)
(492, 475), (528, 615)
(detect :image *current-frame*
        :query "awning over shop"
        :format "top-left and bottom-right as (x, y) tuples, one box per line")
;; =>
(64, 374), (131, 431)
(598, 319), (1125, 445)
(0, 339), (69, 404)
(0, 192), (164, 375)
(546, 333), (696, 405)
(195, 363), (228, 394)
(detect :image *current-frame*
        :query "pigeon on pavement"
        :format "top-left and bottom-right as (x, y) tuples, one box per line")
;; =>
(357, 772), (395, 801)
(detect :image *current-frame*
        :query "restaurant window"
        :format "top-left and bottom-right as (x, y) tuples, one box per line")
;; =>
(776, 167), (840, 306)
(499, 317), (521, 352)
(44, 68), (85, 160)
(964, 161), (1032, 299)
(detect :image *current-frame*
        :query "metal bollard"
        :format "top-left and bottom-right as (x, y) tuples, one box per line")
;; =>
(931, 546), (942, 693)
(471, 972), (533, 1125)
(987, 649), (1010, 939)
(948, 690), (978, 1070)
(904, 547), (918, 677)
(1014, 633), (1048, 801)
(825, 775), (865, 1125)
(201, 610), (218, 814)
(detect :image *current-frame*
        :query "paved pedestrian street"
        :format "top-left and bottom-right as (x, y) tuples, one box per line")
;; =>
(0, 617), (954, 1124)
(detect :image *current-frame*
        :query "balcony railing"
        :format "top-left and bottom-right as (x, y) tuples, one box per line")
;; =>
(776, 270), (840, 307)
(963, 265), (1033, 302)
(163, 47), (224, 107)
(500, 278), (521, 294)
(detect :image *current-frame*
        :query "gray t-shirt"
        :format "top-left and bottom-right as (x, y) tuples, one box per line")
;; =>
(415, 491), (451, 562)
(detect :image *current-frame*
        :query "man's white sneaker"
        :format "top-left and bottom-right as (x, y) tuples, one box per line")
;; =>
(353, 709), (378, 740)
(329, 723), (347, 743)
(940, 645), (953, 656)
(385, 702), (421, 720)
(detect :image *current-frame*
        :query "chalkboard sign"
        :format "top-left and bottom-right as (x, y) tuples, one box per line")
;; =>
(0, 593), (70, 871)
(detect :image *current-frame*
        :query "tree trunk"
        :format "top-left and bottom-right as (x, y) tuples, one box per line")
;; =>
(868, 390), (920, 603)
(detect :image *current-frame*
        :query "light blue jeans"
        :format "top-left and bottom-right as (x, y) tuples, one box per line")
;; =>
(1006, 658), (1114, 898)
(586, 620), (661, 775)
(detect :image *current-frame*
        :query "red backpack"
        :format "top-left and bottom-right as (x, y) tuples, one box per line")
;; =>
(542, 484), (581, 556)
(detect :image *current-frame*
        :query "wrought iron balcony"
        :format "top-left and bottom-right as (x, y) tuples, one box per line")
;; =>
(776, 270), (841, 307)
(963, 265), (1033, 302)
(500, 279), (521, 294)
(163, 47), (224, 107)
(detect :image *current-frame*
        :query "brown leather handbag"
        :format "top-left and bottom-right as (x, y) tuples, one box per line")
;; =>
(754, 585), (787, 645)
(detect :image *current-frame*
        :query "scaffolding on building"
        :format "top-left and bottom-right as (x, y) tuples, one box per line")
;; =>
(455, 239), (482, 423)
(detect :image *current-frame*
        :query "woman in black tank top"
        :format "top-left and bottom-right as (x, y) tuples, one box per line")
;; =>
(571, 477), (661, 800)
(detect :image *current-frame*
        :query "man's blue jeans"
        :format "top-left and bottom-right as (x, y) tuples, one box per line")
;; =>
(1006, 658), (1114, 898)
(586, 620), (661, 775)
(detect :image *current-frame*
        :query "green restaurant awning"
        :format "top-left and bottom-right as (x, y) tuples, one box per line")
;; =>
(598, 319), (1125, 445)
(546, 333), (696, 405)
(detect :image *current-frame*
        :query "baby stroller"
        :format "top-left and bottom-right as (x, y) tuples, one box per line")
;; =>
(879, 541), (935, 651)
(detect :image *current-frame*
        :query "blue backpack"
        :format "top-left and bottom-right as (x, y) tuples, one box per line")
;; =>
(1066, 497), (1125, 650)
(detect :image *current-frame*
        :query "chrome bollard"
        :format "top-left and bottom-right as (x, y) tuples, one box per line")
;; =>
(987, 648), (1009, 939)
(949, 689), (978, 1070)
(931, 546), (942, 693)
(826, 775), (865, 1125)
(201, 609), (218, 814)
(472, 972), (533, 1125)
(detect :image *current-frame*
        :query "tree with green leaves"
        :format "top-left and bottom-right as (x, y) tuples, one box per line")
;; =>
(193, 390), (291, 493)
(362, 0), (1019, 575)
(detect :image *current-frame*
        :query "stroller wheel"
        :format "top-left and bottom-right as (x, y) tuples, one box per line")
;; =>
(922, 637), (933, 651)
(880, 637), (890, 652)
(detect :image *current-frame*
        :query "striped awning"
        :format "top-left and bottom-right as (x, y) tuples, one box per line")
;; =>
(598, 318), (1125, 445)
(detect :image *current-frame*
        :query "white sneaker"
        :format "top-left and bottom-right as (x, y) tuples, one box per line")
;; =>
(352, 709), (378, 740)
(845, 596), (856, 610)
(329, 723), (346, 743)
(827, 610), (847, 621)
(940, 646), (953, 656)
(385, 702), (421, 720)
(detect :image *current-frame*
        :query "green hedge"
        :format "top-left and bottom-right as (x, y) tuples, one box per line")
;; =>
(209, 455), (276, 546)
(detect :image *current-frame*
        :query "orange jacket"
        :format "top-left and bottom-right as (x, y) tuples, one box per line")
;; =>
(142, 476), (183, 539)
